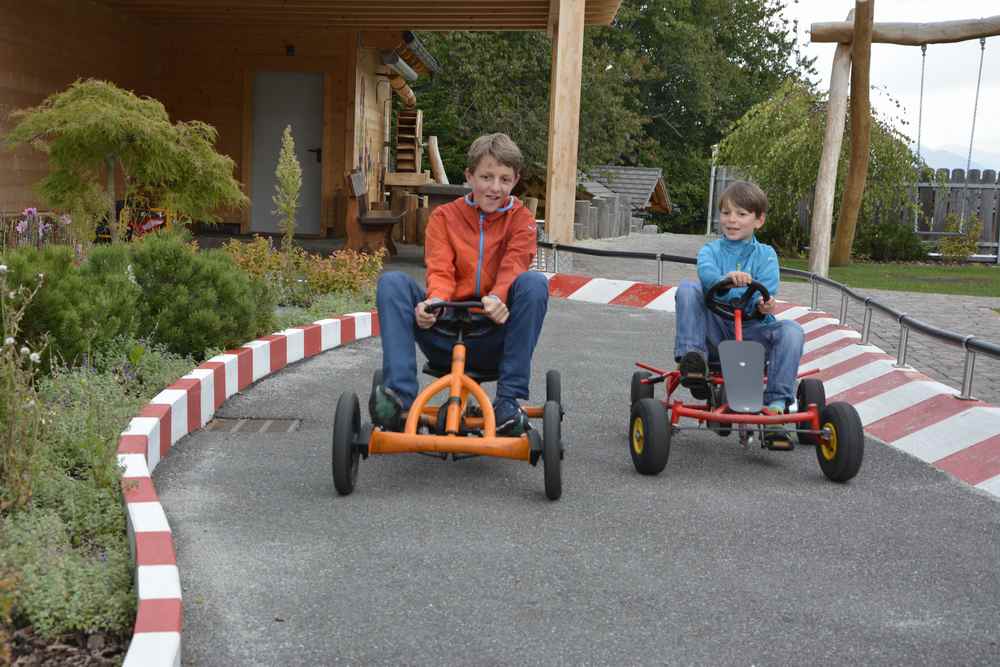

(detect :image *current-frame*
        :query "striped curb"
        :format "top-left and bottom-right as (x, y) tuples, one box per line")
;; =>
(118, 271), (998, 665)
(118, 311), (378, 667)
(541, 272), (1000, 499)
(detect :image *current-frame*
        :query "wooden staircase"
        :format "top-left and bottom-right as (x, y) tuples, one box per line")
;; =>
(394, 109), (423, 173)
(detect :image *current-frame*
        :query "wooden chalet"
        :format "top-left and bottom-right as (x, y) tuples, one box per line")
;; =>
(1, 0), (622, 247)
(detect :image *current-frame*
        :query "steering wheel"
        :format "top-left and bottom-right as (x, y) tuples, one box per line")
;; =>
(704, 277), (771, 321)
(425, 300), (498, 338)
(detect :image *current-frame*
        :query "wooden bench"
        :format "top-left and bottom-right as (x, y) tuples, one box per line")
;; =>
(347, 169), (406, 255)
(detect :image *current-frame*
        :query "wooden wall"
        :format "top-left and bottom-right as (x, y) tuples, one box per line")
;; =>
(1, 2), (399, 238)
(0, 0), (148, 211)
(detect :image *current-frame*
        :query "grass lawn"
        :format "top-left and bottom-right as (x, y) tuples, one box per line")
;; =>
(780, 258), (1000, 298)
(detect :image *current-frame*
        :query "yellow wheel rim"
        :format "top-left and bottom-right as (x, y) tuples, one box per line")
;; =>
(820, 421), (838, 461)
(632, 416), (645, 455)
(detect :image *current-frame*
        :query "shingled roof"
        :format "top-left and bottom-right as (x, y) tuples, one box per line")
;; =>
(583, 165), (671, 213)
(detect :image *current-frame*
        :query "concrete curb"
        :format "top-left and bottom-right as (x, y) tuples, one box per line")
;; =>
(118, 272), (1000, 665)
(118, 311), (378, 667)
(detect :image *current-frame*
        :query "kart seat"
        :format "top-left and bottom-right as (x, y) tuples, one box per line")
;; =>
(421, 362), (499, 384)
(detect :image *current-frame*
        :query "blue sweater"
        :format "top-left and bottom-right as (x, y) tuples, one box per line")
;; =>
(696, 235), (780, 322)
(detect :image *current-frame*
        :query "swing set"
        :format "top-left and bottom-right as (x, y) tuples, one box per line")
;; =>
(807, 4), (1000, 271)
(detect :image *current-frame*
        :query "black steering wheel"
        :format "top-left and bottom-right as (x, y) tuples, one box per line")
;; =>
(425, 300), (498, 338)
(704, 277), (771, 321)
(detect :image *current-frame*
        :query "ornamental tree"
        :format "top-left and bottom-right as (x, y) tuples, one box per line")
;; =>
(4, 78), (247, 242)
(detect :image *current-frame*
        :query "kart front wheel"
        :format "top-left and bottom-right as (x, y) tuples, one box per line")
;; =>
(796, 378), (826, 446)
(816, 402), (864, 483)
(631, 370), (653, 406)
(332, 392), (362, 495)
(629, 398), (670, 475)
(546, 369), (562, 407)
(543, 400), (562, 500)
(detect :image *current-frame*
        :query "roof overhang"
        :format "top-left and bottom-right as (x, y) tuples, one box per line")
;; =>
(96, 1), (623, 30)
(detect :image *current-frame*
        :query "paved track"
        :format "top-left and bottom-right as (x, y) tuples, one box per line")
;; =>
(154, 296), (1000, 666)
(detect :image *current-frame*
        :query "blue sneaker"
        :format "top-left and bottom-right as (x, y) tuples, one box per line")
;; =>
(494, 398), (530, 437)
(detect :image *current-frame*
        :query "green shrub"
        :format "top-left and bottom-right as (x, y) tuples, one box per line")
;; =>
(0, 509), (134, 638)
(130, 231), (275, 358)
(0, 245), (140, 367)
(274, 289), (376, 330)
(91, 335), (196, 399)
(853, 222), (928, 262)
(938, 214), (982, 261)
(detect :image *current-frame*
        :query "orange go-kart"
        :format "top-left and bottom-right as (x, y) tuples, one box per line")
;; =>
(628, 278), (864, 483)
(332, 301), (564, 500)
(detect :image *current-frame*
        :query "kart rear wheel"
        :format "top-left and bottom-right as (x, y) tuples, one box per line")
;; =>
(816, 402), (864, 483)
(543, 400), (562, 500)
(796, 378), (826, 446)
(707, 384), (731, 437)
(630, 370), (653, 405)
(332, 392), (362, 495)
(546, 370), (562, 406)
(629, 398), (670, 475)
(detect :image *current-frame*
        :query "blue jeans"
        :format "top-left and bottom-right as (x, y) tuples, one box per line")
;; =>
(673, 279), (805, 406)
(375, 271), (549, 408)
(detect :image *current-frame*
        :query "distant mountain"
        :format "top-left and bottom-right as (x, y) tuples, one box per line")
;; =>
(916, 145), (1000, 172)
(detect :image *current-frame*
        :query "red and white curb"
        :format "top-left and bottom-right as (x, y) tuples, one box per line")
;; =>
(119, 273), (999, 665)
(542, 272), (1000, 498)
(118, 311), (378, 666)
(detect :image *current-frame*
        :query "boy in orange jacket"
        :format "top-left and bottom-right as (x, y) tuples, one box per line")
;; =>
(372, 133), (549, 435)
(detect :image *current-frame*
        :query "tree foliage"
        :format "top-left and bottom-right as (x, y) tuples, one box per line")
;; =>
(272, 125), (301, 256)
(718, 79), (920, 256)
(416, 2), (810, 226)
(3, 79), (247, 240)
(415, 30), (648, 183)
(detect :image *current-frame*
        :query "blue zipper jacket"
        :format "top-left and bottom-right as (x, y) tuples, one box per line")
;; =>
(696, 235), (780, 322)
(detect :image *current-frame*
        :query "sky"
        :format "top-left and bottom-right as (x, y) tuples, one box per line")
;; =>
(780, 0), (1000, 169)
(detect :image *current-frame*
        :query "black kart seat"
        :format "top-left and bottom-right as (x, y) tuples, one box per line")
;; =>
(421, 362), (499, 384)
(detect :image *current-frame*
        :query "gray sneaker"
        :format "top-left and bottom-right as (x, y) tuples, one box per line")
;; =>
(369, 385), (403, 431)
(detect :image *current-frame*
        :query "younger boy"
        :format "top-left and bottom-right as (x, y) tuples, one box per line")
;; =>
(674, 180), (804, 449)
(371, 133), (549, 436)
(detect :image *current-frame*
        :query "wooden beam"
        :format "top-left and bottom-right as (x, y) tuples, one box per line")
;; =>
(544, 0), (585, 244)
(811, 15), (1000, 45)
(384, 172), (432, 187)
(808, 10), (853, 278)
(831, 0), (874, 267)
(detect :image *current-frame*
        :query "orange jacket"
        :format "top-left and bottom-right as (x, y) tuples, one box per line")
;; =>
(424, 195), (537, 304)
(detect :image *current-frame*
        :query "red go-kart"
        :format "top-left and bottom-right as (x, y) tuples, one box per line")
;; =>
(628, 278), (864, 483)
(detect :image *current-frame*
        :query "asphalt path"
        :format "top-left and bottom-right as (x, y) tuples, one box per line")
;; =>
(154, 297), (1000, 666)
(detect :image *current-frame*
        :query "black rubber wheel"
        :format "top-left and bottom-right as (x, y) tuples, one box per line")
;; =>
(630, 370), (653, 406)
(707, 384), (731, 437)
(546, 369), (562, 406)
(816, 402), (864, 483)
(796, 378), (827, 446)
(629, 398), (670, 475)
(542, 400), (562, 500)
(332, 392), (361, 495)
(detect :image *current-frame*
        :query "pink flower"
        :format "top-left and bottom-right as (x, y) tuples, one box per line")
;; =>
(22, 207), (37, 218)
(15, 220), (26, 234)
(60, 214), (72, 226)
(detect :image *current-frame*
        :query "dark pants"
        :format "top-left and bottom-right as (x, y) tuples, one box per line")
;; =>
(375, 271), (549, 407)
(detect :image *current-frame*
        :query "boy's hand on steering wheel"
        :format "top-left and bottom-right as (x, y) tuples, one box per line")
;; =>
(725, 270), (753, 287)
(757, 296), (777, 315)
(481, 294), (509, 325)
(415, 298), (443, 329)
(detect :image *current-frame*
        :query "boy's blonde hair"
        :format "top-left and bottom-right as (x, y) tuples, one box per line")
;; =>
(466, 133), (524, 176)
(719, 180), (768, 217)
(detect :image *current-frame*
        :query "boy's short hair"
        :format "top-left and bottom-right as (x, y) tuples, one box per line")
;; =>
(719, 180), (768, 217)
(466, 133), (524, 176)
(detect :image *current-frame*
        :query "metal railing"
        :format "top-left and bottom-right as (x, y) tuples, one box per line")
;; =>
(538, 240), (1000, 401)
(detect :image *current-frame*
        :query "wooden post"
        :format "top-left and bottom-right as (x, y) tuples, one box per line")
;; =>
(416, 206), (430, 245)
(524, 196), (540, 217)
(543, 0), (586, 244)
(831, 0), (874, 267)
(809, 10), (854, 277)
(404, 194), (420, 243)
(428, 136), (449, 184)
